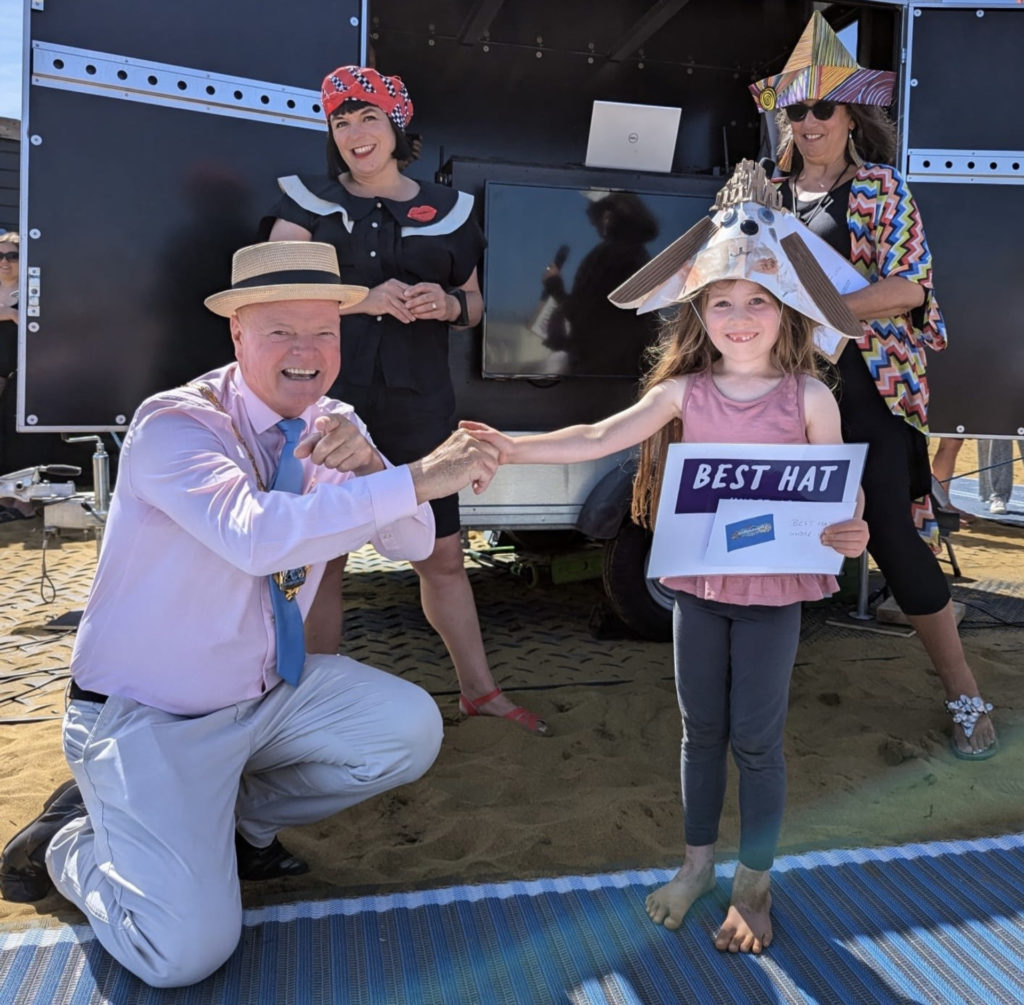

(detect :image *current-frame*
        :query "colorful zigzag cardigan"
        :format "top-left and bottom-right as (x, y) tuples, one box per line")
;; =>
(780, 162), (947, 547)
(847, 163), (947, 547)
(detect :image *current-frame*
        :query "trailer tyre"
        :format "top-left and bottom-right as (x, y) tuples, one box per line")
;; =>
(602, 519), (673, 641)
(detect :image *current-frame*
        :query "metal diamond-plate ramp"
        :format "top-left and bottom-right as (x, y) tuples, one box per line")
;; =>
(0, 520), (98, 723)
(342, 546), (659, 695)
(0, 523), (666, 723)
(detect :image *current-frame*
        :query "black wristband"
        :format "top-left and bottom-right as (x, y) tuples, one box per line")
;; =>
(446, 288), (470, 327)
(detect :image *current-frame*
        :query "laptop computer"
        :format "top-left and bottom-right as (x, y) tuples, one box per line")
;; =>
(584, 100), (682, 173)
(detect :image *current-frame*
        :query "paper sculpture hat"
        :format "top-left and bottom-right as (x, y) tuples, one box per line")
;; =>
(748, 11), (896, 113)
(607, 160), (863, 351)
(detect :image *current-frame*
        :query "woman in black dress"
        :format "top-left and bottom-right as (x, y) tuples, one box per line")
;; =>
(266, 66), (548, 735)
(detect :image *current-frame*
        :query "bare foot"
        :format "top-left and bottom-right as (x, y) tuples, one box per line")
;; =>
(714, 864), (773, 954)
(646, 852), (716, 930)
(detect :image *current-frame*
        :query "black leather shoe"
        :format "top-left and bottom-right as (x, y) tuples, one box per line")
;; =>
(1, 780), (86, 902)
(235, 833), (310, 881)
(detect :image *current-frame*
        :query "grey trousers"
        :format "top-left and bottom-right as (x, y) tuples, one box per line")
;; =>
(672, 592), (802, 871)
(47, 654), (443, 988)
(977, 438), (1024, 505)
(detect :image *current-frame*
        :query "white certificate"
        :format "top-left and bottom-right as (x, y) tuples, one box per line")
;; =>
(648, 442), (867, 578)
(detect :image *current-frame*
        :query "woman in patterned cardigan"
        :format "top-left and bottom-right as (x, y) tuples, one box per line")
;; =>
(750, 14), (996, 759)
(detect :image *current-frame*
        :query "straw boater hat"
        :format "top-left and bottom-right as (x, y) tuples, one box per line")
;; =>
(204, 241), (368, 317)
(748, 11), (896, 114)
(608, 159), (863, 351)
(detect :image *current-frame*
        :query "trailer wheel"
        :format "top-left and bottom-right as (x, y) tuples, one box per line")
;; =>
(602, 519), (673, 641)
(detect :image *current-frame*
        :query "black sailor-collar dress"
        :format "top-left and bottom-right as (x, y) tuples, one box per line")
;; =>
(263, 175), (485, 399)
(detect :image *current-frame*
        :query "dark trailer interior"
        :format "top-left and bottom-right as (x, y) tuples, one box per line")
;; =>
(19, 0), (910, 434)
(14, 1), (1024, 637)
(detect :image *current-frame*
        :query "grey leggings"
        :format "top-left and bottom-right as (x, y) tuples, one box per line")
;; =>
(672, 592), (802, 871)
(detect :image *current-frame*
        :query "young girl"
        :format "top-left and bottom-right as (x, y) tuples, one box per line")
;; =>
(463, 275), (868, 955)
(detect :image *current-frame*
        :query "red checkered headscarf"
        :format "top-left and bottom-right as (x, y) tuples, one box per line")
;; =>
(320, 66), (414, 130)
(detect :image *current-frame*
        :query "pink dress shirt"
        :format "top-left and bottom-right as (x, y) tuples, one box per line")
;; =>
(70, 364), (435, 715)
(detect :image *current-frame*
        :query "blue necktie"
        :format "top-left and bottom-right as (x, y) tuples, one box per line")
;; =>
(269, 418), (307, 686)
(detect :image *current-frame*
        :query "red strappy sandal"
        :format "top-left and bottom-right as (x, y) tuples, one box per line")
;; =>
(458, 688), (551, 737)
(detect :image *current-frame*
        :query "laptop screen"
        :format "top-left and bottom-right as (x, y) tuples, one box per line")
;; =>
(585, 101), (682, 174)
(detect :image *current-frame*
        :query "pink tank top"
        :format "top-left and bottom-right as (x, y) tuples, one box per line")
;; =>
(660, 370), (839, 606)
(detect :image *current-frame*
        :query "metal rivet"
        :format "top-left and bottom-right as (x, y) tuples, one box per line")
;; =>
(27, 415), (38, 425)
(910, 79), (918, 87)
(955, 425), (965, 433)
(535, 51), (542, 59)
(976, 10), (985, 17)
(30, 134), (42, 145)
(28, 321), (39, 332)
(483, 44), (490, 53)
(350, 16), (359, 27)
(29, 229), (40, 238)
(115, 414), (127, 425)
(428, 38), (435, 46)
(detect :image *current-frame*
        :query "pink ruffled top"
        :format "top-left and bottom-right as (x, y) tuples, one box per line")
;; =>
(660, 370), (839, 606)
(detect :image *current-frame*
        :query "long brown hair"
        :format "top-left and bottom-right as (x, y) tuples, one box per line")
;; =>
(775, 103), (897, 174)
(630, 282), (819, 527)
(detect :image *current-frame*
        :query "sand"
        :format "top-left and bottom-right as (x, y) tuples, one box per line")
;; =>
(1, 440), (1022, 927)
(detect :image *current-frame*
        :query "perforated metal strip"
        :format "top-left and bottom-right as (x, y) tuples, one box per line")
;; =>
(30, 41), (323, 130)
(907, 149), (1024, 185)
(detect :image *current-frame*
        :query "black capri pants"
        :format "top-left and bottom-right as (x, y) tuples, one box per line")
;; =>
(835, 342), (950, 616)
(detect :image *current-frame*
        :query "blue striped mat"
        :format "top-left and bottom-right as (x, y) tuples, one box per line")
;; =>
(3, 833), (1024, 1004)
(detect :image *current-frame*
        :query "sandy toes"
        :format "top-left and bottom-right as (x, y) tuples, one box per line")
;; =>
(714, 864), (773, 954)
(645, 858), (716, 930)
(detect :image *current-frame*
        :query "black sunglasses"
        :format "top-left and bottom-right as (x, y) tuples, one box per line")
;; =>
(0, 252), (18, 262)
(783, 101), (837, 123)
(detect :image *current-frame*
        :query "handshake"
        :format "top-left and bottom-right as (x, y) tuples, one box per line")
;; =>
(296, 414), (510, 504)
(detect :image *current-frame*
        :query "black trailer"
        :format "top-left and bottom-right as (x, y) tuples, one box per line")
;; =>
(11, 0), (1024, 637)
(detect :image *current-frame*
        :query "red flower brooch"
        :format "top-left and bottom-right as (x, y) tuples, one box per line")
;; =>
(407, 205), (437, 223)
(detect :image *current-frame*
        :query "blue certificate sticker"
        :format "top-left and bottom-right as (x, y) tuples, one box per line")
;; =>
(725, 513), (775, 552)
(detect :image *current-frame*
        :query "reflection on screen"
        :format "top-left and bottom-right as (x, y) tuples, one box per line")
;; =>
(483, 181), (712, 379)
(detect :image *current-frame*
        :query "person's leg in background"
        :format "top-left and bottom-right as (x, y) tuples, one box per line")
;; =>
(854, 409), (996, 757)
(306, 555), (346, 654)
(930, 436), (972, 523)
(978, 438), (1023, 515)
(931, 436), (962, 505)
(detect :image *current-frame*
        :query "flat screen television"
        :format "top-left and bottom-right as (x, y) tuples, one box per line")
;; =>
(482, 180), (714, 379)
